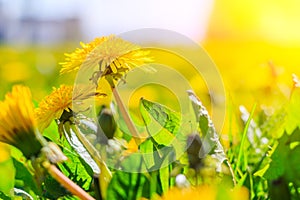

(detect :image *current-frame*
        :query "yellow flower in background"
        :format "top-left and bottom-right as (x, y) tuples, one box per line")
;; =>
(35, 84), (104, 131)
(159, 185), (216, 200)
(0, 85), (42, 159)
(158, 185), (249, 200)
(60, 35), (152, 86)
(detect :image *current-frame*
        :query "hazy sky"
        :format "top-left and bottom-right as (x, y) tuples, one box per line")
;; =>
(79, 0), (214, 42)
(1, 0), (214, 43)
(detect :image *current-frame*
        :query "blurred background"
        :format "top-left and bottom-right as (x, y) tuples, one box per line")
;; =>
(0, 0), (213, 98)
(1, 0), (300, 193)
(1, 0), (300, 103)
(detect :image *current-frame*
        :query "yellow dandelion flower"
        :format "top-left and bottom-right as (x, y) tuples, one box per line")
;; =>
(35, 85), (73, 131)
(60, 37), (108, 74)
(94, 36), (152, 85)
(60, 35), (152, 86)
(0, 85), (43, 159)
(35, 84), (104, 131)
(122, 138), (139, 156)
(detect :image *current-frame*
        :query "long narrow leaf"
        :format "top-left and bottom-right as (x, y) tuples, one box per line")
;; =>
(236, 104), (257, 172)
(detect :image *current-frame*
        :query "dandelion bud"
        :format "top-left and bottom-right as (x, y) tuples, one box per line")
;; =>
(187, 134), (204, 171)
(97, 106), (116, 142)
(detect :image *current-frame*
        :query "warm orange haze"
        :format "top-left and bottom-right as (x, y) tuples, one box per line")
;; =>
(0, 0), (300, 199)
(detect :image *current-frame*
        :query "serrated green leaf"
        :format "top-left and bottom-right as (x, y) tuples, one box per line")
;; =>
(140, 98), (180, 135)
(187, 90), (227, 173)
(139, 98), (174, 182)
(140, 105), (175, 146)
(288, 127), (300, 144)
(139, 98), (187, 156)
(57, 136), (93, 191)
(264, 128), (300, 182)
(264, 147), (286, 180)
(43, 172), (70, 199)
(60, 119), (112, 199)
(140, 97), (188, 150)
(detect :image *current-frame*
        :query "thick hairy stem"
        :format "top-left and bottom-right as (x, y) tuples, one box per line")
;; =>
(42, 161), (95, 200)
(112, 87), (140, 139)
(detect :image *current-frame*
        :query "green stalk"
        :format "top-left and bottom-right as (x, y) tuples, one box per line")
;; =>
(235, 103), (257, 174)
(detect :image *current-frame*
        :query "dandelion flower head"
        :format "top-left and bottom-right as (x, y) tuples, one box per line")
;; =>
(0, 85), (42, 158)
(35, 84), (102, 131)
(60, 35), (152, 85)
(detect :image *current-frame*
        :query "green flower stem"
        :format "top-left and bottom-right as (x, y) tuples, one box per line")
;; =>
(42, 161), (95, 200)
(112, 87), (140, 139)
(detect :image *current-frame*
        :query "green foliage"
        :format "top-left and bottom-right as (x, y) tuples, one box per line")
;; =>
(59, 120), (100, 175)
(13, 158), (39, 197)
(2, 45), (300, 200)
(107, 155), (147, 200)
(139, 98), (181, 195)
(0, 191), (11, 200)
(286, 88), (300, 134)
(139, 97), (181, 173)
(3, 85), (300, 200)
(42, 173), (70, 199)
(141, 97), (180, 135)
(263, 128), (300, 199)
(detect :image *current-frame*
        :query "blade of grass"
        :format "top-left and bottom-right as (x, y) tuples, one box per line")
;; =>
(235, 103), (257, 174)
(249, 171), (254, 199)
(237, 172), (248, 187)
